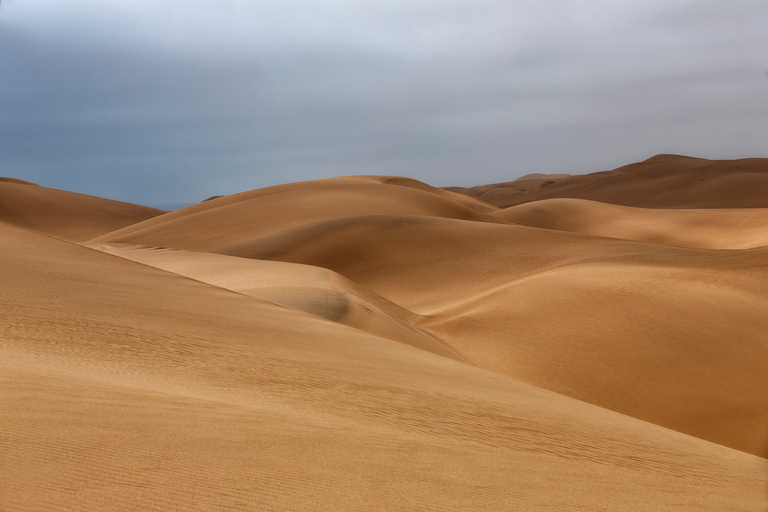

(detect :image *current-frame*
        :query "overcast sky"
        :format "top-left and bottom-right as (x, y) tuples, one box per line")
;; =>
(1, 0), (767, 205)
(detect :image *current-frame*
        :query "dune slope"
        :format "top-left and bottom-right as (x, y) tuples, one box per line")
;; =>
(91, 175), (500, 251)
(4, 222), (765, 510)
(219, 214), (768, 456)
(0, 179), (165, 241)
(4, 163), (768, 510)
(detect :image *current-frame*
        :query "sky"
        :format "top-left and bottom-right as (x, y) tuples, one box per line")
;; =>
(1, 0), (767, 206)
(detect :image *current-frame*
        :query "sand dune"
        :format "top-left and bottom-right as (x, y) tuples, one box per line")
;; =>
(496, 197), (768, 249)
(3, 160), (768, 510)
(0, 177), (40, 186)
(219, 213), (768, 456)
(2, 221), (764, 511)
(91, 175), (500, 252)
(0, 178), (165, 241)
(450, 154), (768, 208)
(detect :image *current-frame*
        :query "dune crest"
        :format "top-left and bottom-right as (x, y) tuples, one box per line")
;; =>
(0, 177), (40, 186)
(91, 175), (502, 252)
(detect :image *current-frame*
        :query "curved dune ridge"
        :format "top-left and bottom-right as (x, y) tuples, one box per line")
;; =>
(2, 159), (768, 511)
(449, 154), (768, 208)
(91, 175), (500, 252)
(0, 178), (165, 241)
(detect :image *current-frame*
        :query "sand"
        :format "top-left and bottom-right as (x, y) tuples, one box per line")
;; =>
(0, 179), (165, 241)
(2, 157), (767, 511)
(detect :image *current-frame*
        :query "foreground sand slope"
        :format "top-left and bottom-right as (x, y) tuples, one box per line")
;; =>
(496, 198), (768, 249)
(449, 155), (768, 208)
(4, 222), (765, 511)
(91, 176), (500, 251)
(220, 214), (768, 456)
(0, 178), (165, 241)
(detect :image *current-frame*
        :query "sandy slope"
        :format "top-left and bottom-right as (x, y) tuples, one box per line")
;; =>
(221, 214), (768, 456)
(0, 179), (165, 241)
(3, 162), (768, 510)
(1, 221), (764, 511)
(449, 154), (768, 208)
(496, 198), (768, 249)
(91, 176), (500, 252)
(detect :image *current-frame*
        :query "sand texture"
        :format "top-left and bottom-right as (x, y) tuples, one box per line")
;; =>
(2, 157), (767, 511)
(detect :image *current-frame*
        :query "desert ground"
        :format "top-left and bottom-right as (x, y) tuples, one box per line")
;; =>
(1, 155), (767, 511)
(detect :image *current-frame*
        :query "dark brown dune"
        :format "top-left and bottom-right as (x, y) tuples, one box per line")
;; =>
(449, 155), (768, 208)
(0, 179), (165, 241)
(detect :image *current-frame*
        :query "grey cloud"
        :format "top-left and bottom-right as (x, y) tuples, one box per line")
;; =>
(1, 0), (767, 204)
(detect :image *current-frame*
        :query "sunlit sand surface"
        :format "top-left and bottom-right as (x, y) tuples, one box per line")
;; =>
(2, 156), (767, 510)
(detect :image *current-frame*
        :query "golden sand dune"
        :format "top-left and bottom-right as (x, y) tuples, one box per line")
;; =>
(218, 213), (768, 456)
(3, 159), (768, 510)
(449, 154), (768, 208)
(0, 178), (165, 242)
(497, 197), (768, 249)
(91, 175), (500, 252)
(1, 221), (764, 511)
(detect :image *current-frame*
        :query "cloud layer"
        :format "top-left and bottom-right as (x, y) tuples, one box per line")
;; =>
(1, 0), (767, 204)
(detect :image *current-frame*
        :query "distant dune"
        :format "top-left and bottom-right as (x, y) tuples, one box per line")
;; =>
(2, 158), (767, 511)
(448, 154), (768, 208)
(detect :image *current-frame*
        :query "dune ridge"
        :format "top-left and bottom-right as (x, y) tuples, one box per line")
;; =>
(91, 175), (501, 252)
(2, 158), (768, 510)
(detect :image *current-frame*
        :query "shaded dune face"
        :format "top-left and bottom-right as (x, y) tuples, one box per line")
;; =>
(449, 155), (768, 208)
(3, 163), (768, 510)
